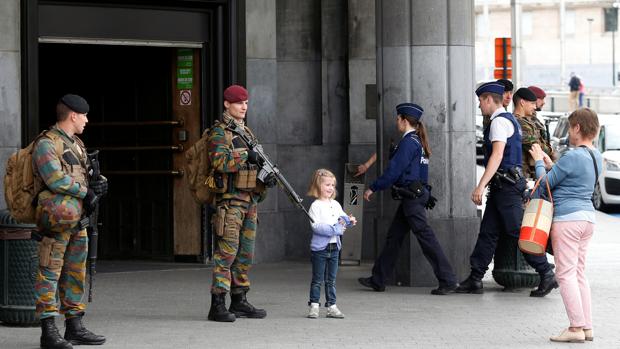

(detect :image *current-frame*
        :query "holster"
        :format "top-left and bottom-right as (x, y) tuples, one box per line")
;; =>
(391, 181), (424, 200)
(212, 205), (227, 237)
(37, 234), (65, 270)
(492, 167), (523, 187)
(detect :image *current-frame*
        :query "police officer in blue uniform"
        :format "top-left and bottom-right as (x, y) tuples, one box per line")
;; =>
(456, 82), (557, 297)
(358, 103), (458, 295)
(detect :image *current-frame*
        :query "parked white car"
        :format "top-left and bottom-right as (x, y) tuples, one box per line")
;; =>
(593, 120), (620, 211)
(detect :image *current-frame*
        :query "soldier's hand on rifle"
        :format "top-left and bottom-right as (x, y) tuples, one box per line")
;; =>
(83, 189), (100, 216)
(90, 175), (108, 197)
(261, 172), (277, 188)
(247, 150), (264, 166)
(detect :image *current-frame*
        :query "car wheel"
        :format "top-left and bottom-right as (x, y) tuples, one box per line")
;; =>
(593, 182), (608, 212)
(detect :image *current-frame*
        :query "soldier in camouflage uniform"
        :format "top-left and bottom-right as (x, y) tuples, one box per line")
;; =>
(512, 88), (555, 179)
(33, 95), (107, 349)
(207, 85), (269, 322)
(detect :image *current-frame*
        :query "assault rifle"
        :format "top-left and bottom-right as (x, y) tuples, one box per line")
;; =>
(225, 120), (314, 223)
(86, 150), (102, 302)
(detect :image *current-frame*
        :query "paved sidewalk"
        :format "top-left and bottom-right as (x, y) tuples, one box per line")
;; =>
(2, 212), (619, 348)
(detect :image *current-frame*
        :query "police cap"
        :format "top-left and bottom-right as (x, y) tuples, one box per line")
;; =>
(396, 103), (423, 121)
(475, 82), (504, 97)
(496, 79), (514, 92)
(60, 94), (89, 114)
(514, 87), (537, 102)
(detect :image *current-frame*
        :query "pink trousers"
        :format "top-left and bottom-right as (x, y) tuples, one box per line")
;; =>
(550, 220), (594, 329)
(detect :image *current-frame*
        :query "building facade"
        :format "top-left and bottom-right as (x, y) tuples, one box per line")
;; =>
(0, 0), (478, 286)
(476, 0), (620, 90)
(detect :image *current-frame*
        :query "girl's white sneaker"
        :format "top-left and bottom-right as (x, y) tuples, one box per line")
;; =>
(326, 304), (344, 318)
(307, 303), (319, 318)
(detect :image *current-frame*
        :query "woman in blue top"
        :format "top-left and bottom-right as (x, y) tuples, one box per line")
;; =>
(529, 108), (603, 343)
(358, 103), (457, 295)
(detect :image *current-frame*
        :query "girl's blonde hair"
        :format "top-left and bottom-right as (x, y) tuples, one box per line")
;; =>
(307, 168), (337, 199)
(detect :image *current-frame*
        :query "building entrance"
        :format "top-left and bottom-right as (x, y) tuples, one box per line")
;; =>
(38, 43), (204, 261)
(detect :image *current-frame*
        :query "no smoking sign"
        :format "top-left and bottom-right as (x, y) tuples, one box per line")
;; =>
(180, 90), (192, 106)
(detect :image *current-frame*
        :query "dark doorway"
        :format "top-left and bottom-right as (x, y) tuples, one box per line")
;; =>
(39, 43), (175, 260)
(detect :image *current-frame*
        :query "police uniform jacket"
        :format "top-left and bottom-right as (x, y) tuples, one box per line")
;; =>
(369, 130), (428, 192)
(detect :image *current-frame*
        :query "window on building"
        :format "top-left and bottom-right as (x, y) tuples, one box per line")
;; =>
(522, 12), (533, 36)
(476, 13), (486, 38)
(565, 10), (576, 35)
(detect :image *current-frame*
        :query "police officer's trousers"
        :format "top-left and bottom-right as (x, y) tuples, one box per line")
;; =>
(469, 179), (552, 280)
(371, 190), (457, 287)
(211, 201), (257, 294)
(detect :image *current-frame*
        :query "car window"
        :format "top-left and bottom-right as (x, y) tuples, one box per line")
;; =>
(605, 124), (620, 151)
(598, 127), (606, 151)
(547, 120), (559, 137)
(553, 118), (569, 138)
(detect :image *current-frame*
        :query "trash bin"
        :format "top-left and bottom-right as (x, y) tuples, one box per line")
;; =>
(492, 234), (540, 290)
(0, 209), (39, 326)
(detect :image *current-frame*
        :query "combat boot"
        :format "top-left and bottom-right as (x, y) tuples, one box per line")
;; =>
(208, 293), (236, 322)
(530, 269), (559, 297)
(229, 289), (267, 318)
(455, 275), (483, 294)
(40, 317), (73, 349)
(64, 314), (106, 345)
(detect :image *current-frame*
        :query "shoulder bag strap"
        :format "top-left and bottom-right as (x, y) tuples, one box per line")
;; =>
(579, 145), (598, 190)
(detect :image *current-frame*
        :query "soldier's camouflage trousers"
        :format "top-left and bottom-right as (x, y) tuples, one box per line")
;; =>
(35, 228), (87, 319)
(211, 201), (257, 294)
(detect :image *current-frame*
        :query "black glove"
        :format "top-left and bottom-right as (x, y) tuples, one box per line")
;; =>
(89, 176), (108, 197)
(232, 137), (245, 149)
(425, 195), (437, 210)
(261, 173), (278, 188)
(83, 189), (100, 216)
(247, 150), (264, 166)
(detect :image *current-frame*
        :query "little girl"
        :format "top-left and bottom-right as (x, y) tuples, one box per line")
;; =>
(306, 169), (356, 319)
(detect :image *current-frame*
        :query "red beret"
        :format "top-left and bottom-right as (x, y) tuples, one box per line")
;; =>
(528, 86), (546, 99)
(223, 85), (248, 103)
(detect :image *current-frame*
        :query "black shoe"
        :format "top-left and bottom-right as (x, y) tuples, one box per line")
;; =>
(455, 276), (483, 294)
(229, 289), (267, 319)
(431, 284), (457, 295)
(208, 293), (236, 322)
(64, 314), (105, 345)
(358, 277), (385, 292)
(530, 270), (559, 297)
(40, 317), (73, 349)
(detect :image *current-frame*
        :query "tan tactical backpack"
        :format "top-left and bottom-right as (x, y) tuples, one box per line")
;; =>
(4, 131), (64, 223)
(185, 122), (232, 205)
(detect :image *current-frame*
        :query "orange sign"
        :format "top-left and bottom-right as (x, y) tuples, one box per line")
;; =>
(494, 68), (512, 79)
(494, 37), (512, 79)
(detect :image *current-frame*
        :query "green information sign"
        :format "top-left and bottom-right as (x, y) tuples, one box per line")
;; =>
(177, 49), (193, 90)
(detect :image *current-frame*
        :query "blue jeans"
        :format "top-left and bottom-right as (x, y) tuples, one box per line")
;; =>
(309, 243), (339, 307)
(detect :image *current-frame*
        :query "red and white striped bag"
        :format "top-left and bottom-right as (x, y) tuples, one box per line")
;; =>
(519, 177), (553, 256)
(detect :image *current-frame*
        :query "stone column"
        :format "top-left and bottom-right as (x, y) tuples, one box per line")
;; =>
(245, 0), (284, 262)
(347, 0), (378, 259)
(0, 0), (21, 209)
(376, 0), (479, 286)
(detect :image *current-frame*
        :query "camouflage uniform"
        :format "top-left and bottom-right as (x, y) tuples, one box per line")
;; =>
(32, 126), (89, 320)
(208, 112), (265, 295)
(517, 114), (554, 179)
